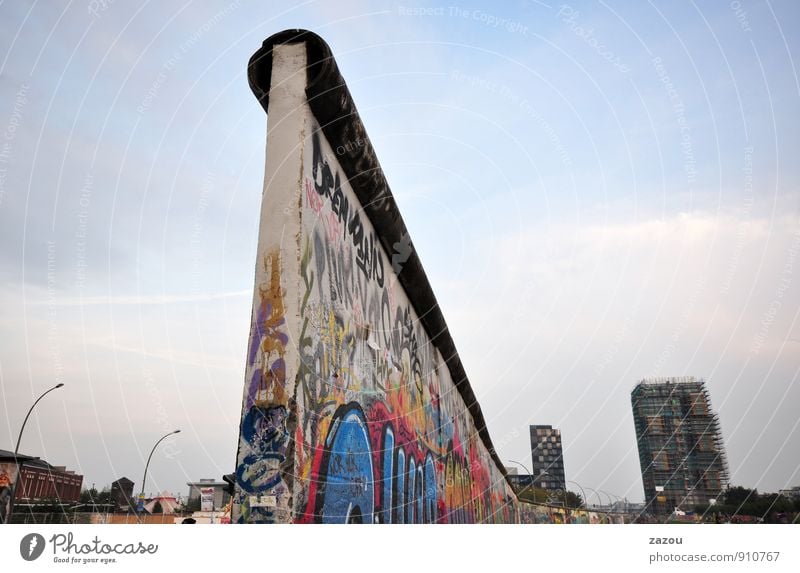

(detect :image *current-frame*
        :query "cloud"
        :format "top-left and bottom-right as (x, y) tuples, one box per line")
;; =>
(438, 208), (799, 497)
(23, 288), (250, 307)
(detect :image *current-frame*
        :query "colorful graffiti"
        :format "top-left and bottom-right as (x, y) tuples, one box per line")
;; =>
(516, 503), (624, 524)
(286, 123), (517, 523)
(313, 403), (375, 523)
(233, 38), (647, 525)
(0, 469), (13, 523)
(234, 250), (293, 523)
(245, 251), (288, 410)
(235, 405), (290, 523)
(233, 109), (638, 524)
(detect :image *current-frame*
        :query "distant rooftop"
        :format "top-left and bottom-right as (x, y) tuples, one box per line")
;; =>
(0, 449), (52, 470)
(637, 376), (703, 385)
(632, 376), (707, 393)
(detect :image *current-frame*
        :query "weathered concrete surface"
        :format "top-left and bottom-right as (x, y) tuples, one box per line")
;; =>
(233, 31), (518, 523)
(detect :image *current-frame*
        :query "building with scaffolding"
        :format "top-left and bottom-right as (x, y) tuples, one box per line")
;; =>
(631, 377), (729, 514)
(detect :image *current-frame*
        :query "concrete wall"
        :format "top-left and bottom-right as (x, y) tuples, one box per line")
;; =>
(291, 119), (519, 524)
(232, 41), (307, 524)
(0, 464), (18, 522)
(517, 504), (627, 524)
(232, 38), (517, 524)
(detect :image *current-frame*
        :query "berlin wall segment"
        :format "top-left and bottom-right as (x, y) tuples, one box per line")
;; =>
(233, 30), (519, 524)
(233, 39), (306, 525)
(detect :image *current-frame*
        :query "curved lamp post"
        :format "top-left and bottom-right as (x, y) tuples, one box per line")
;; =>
(601, 490), (622, 511)
(507, 459), (535, 499)
(567, 480), (588, 509)
(3, 383), (65, 524)
(138, 430), (180, 516)
(585, 486), (605, 509)
(599, 489), (616, 509)
(510, 458), (544, 489)
(508, 459), (532, 475)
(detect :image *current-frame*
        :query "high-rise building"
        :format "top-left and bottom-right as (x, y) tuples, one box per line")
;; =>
(631, 377), (729, 514)
(529, 425), (566, 491)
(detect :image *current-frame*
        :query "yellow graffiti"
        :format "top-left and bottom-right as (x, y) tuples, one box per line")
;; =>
(315, 305), (363, 395)
(255, 251), (287, 406)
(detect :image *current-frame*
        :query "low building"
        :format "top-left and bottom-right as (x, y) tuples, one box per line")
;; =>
(0, 449), (83, 505)
(779, 486), (800, 500)
(186, 479), (231, 511)
(110, 477), (135, 512)
(505, 472), (535, 493)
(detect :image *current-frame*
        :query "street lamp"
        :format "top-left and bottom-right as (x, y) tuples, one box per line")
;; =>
(508, 459), (532, 475)
(599, 489), (616, 509)
(138, 430), (180, 517)
(585, 487), (619, 523)
(507, 460), (535, 500)
(584, 486), (605, 509)
(604, 491), (627, 522)
(3, 383), (65, 524)
(567, 480), (588, 509)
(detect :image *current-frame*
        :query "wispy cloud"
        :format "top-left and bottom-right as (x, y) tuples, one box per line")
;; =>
(23, 289), (251, 307)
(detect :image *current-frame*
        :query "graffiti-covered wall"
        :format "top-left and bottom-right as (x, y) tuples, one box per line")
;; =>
(516, 503), (626, 524)
(290, 124), (517, 523)
(232, 31), (519, 524)
(0, 465), (18, 523)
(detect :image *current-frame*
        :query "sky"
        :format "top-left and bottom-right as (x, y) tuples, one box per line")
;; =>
(0, 0), (798, 504)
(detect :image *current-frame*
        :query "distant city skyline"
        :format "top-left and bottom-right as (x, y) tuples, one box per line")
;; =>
(1, 1), (798, 502)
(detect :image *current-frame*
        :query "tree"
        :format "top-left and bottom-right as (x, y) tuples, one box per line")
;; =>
(152, 501), (163, 514)
(79, 487), (99, 505)
(565, 491), (584, 509)
(723, 486), (757, 506)
(79, 486), (114, 512)
(517, 486), (583, 508)
(517, 485), (550, 504)
(183, 497), (201, 513)
(695, 486), (800, 523)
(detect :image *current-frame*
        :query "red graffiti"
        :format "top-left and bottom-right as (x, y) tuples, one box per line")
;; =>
(305, 178), (323, 215)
